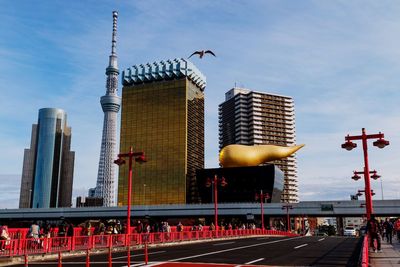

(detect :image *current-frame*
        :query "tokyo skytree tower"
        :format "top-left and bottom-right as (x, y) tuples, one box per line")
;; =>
(95, 11), (121, 206)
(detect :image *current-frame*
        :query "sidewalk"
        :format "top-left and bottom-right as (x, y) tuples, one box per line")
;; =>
(370, 240), (400, 267)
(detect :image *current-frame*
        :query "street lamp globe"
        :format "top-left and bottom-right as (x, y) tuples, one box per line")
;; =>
(373, 138), (389, 149)
(205, 178), (212, 187)
(371, 172), (381, 180)
(220, 177), (228, 187)
(135, 154), (147, 163)
(114, 157), (126, 166)
(351, 172), (361, 181)
(341, 140), (357, 151)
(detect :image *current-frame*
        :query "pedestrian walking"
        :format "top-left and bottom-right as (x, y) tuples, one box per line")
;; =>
(177, 222), (183, 232)
(383, 218), (393, 244)
(366, 215), (382, 253)
(137, 220), (143, 234)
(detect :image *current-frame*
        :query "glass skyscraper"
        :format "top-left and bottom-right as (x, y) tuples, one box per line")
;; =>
(118, 58), (205, 205)
(19, 108), (75, 208)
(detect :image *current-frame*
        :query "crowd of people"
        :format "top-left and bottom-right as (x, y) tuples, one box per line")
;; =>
(366, 216), (400, 252)
(0, 219), (260, 241)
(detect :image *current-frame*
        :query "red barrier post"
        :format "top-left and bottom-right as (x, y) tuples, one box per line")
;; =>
(58, 251), (62, 267)
(86, 248), (90, 267)
(144, 241), (148, 264)
(127, 241), (131, 267)
(108, 247), (112, 267)
(24, 248), (28, 267)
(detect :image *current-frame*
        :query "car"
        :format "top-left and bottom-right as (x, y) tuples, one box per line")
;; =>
(358, 225), (367, 235)
(344, 226), (357, 236)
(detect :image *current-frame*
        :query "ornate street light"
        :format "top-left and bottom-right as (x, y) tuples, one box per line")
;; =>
(255, 191), (270, 230)
(341, 128), (389, 220)
(205, 175), (227, 235)
(114, 147), (146, 266)
(282, 204), (293, 232)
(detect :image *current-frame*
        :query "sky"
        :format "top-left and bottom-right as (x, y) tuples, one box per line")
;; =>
(1, 0), (400, 208)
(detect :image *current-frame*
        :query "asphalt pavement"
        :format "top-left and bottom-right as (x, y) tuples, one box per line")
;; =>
(13, 236), (362, 266)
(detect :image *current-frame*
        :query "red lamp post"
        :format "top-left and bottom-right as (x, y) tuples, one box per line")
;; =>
(282, 204), (293, 232)
(341, 128), (389, 220)
(206, 175), (227, 235)
(255, 190), (270, 230)
(114, 147), (146, 266)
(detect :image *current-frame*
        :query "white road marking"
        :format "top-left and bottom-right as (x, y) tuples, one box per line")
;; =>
(318, 238), (325, 241)
(256, 237), (269, 240)
(121, 262), (162, 267)
(168, 236), (304, 262)
(294, 243), (308, 249)
(213, 241), (235, 246)
(245, 258), (264, 264)
(113, 250), (166, 260)
(120, 263), (154, 267)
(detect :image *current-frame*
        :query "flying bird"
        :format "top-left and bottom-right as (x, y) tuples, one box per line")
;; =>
(188, 50), (216, 59)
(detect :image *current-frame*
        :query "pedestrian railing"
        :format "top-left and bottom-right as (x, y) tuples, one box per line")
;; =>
(0, 229), (296, 258)
(360, 235), (369, 267)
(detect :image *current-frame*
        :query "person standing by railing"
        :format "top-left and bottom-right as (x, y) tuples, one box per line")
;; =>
(0, 225), (10, 251)
(29, 222), (40, 239)
(67, 223), (74, 238)
(136, 221), (143, 234)
(209, 222), (215, 231)
(43, 222), (51, 239)
(58, 221), (68, 247)
(84, 221), (92, 236)
(97, 221), (106, 236)
(42, 222), (51, 251)
(166, 222), (171, 240)
(394, 218), (400, 243)
(28, 221), (41, 249)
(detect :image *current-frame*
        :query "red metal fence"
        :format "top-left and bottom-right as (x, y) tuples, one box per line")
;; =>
(360, 235), (369, 267)
(0, 229), (296, 258)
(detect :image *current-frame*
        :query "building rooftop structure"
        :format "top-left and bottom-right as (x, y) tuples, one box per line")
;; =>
(122, 58), (206, 90)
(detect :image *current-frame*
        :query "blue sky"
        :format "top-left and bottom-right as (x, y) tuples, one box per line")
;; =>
(1, 0), (400, 208)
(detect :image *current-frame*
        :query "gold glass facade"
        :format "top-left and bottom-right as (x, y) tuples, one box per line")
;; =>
(118, 78), (204, 205)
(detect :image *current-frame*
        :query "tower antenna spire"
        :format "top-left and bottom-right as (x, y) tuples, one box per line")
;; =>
(111, 11), (118, 55)
(95, 11), (121, 207)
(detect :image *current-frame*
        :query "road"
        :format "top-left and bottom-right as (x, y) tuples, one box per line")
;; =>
(17, 236), (362, 266)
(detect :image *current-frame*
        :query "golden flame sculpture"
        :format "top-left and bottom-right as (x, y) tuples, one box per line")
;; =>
(219, 144), (305, 168)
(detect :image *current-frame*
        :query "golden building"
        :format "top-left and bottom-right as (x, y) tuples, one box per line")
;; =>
(118, 59), (205, 205)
